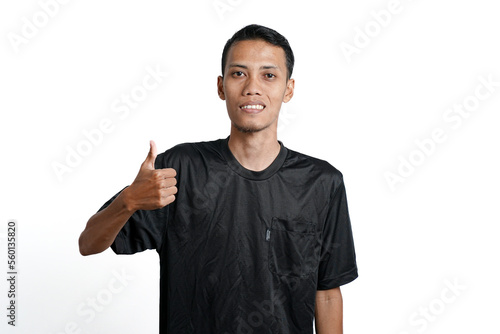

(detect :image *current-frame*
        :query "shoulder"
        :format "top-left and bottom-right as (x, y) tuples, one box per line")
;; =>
(285, 147), (344, 179)
(283, 146), (345, 191)
(155, 138), (224, 169)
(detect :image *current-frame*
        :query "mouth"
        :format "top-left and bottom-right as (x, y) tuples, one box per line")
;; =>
(239, 102), (266, 114)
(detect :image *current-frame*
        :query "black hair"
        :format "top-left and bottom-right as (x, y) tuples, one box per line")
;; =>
(221, 24), (294, 80)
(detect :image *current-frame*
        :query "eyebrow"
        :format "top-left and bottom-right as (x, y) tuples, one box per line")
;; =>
(228, 64), (281, 71)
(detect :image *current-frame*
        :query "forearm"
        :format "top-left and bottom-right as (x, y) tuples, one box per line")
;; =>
(78, 188), (135, 256)
(315, 288), (343, 334)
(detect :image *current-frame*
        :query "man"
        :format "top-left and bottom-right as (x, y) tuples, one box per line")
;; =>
(79, 24), (358, 333)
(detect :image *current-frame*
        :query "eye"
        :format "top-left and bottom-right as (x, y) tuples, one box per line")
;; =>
(232, 71), (244, 77)
(265, 73), (276, 79)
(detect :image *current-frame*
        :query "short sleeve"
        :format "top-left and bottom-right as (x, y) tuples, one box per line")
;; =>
(97, 187), (169, 255)
(317, 177), (358, 290)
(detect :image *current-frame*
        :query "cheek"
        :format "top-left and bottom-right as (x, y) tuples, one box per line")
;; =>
(269, 89), (287, 104)
(269, 82), (288, 97)
(224, 86), (240, 102)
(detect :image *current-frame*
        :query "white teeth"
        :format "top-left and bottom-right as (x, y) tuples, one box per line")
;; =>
(242, 105), (264, 110)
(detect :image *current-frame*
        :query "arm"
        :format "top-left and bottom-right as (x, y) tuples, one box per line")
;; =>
(78, 141), (177, 256)
(78, 188), (135, 255)
(315, 287), (343, 334)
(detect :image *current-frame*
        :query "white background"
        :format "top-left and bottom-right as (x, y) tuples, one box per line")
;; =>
(1, 0), (499, 333)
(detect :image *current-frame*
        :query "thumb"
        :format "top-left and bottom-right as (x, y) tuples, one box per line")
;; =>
(142, 140), (158, 170)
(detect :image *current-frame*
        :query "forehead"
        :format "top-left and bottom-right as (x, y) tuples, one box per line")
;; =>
(226, 39), (286, 69)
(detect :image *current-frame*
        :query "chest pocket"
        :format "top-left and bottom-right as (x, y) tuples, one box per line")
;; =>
(267, 217), (318, 277)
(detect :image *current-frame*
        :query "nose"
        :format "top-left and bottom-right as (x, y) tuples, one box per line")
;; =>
(242, 75), (261, 96)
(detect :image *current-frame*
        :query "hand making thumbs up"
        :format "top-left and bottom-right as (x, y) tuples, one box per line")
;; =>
(124, 140), (178, 211)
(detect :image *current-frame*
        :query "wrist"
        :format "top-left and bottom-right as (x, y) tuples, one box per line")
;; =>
(119, 186), (137, 214)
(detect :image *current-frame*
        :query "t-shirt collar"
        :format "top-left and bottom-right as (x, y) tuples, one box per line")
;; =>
(220, 135), (288, 180)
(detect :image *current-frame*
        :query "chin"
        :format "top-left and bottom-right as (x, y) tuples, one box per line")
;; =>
(232, 121), (271, 134)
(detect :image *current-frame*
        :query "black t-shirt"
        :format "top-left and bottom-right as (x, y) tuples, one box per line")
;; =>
(100, 136), (358, 334)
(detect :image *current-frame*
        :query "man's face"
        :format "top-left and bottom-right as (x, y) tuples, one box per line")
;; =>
(217, 39), (294, 134)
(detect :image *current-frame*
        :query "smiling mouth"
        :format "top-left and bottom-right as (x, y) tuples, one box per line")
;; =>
(240, 104), (265, 113)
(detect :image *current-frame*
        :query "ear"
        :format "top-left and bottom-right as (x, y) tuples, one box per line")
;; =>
(217, 76), (225, 100)
(283, 78), (295, 103)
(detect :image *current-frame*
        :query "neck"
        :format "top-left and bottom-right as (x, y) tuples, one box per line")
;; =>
(227, 127), (281, 172)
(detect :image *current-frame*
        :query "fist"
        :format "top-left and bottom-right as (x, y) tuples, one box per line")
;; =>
(125, 140), (178, 211)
